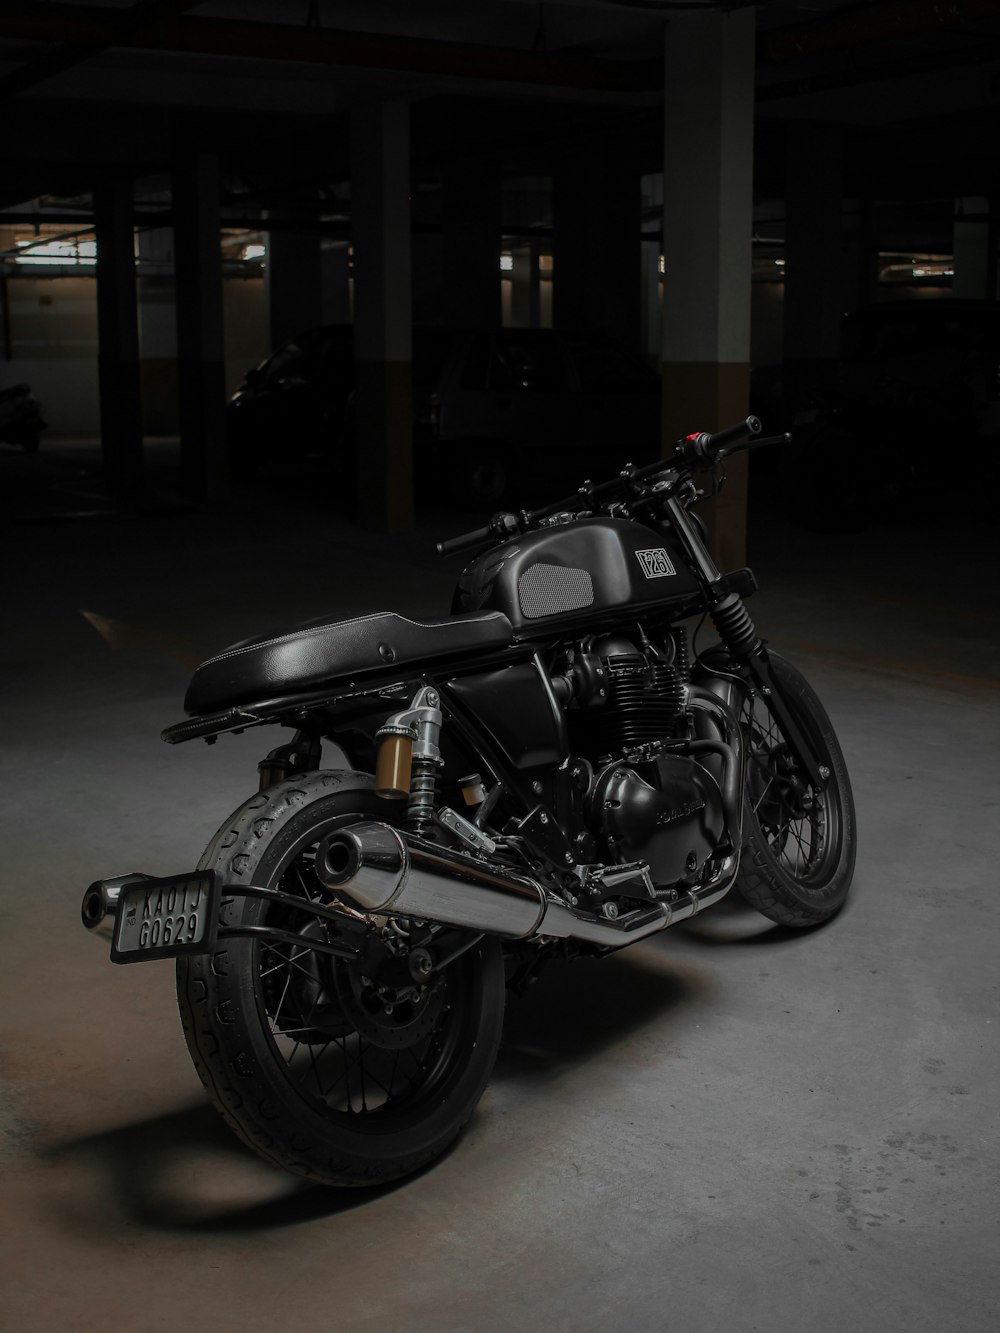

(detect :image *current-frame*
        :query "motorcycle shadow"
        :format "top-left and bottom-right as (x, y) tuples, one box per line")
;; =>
(671, 889), (841, 946)
(495, 948), (711, 1083)
(43, 1103), (413, 1234)
(43, 916), (789, 1235)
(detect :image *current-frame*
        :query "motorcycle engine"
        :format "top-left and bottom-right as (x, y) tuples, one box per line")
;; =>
(565, 633), (726, 886)
(589, 755), (724, 886)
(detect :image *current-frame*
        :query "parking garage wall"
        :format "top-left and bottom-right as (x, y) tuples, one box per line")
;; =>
(0, 270), (267, 436)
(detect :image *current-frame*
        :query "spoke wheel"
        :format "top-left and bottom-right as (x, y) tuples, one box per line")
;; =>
(177, 772), (505, 1186)
(734, 653), (857, 926)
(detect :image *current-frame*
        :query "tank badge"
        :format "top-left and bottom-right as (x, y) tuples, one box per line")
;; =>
(636, 548), (676, 579)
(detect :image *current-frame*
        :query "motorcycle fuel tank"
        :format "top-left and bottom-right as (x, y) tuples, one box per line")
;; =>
(453, 517), (699, 634)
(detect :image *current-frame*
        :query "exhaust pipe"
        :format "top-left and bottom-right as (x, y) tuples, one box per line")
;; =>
(80, 873), (153, 940)
(316, 822), (738, 949)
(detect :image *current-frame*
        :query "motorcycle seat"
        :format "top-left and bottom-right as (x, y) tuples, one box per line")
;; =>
(184, 609), (514, 715)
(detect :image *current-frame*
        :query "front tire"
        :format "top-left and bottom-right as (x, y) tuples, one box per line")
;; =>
(176, 771), (506, 1186)
(735, 654), (857, 927)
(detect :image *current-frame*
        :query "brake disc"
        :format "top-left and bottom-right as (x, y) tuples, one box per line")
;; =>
(333, 958), (447, 1051)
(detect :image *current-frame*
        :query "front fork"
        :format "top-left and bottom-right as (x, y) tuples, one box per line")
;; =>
(663, 495), (827, 792)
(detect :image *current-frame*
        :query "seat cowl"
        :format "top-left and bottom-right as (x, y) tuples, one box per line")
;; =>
(184, 609), (514, 716)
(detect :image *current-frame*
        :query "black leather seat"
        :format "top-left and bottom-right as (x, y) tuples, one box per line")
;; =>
(184, 609), (514, 715)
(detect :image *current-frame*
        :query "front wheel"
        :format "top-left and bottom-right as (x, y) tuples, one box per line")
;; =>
(735, 654), (857, 927)
(176, 771), (506, 1186)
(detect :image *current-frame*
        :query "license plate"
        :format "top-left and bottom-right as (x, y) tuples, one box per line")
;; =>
(111, 871), (219, 964)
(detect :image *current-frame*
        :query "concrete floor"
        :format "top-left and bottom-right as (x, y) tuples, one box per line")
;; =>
(2, 440), (998, 1331)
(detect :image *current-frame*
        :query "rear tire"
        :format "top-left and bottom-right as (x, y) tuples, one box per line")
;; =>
(734, 654), (857, 927)
(176, 771), (506, 1186)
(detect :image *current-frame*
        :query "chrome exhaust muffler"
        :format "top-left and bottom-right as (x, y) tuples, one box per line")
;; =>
(316, 822), (738, 949)
(80, 873), (153, 940)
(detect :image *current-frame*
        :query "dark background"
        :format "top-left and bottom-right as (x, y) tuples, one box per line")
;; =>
(1, 5), (998, 1331)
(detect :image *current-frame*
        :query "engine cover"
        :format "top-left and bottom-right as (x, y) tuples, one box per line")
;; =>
(591, 755), (725, 887)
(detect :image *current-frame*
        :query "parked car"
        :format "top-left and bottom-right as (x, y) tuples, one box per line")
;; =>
(757, 299), (1000, 530)
(228, 326), (661, 505)
(0, 382), (45, 452)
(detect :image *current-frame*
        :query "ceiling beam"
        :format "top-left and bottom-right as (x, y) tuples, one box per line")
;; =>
(0, 0), (205, 102)
(0, 3), (661, 93)
(761, 0), (1000, 63)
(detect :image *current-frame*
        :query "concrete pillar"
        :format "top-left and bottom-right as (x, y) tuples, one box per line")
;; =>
(267, 204), (324, 348)
(953, 197), (995, 299)
(641, 172), (664, 364)
(554, 140), (640, 349)
(172, 150), (227, 500)
(136, 225), (178, 435)
(441, 166), (501, 328)
(782, 121), (845, 401)
(350, 101), (413, 531)
(94, 175), (143, 494)
(507, 246), (534, 328)
(855, 195), (879, 311)
(321, 242), (352, 324)
(661, 9), (754, 570)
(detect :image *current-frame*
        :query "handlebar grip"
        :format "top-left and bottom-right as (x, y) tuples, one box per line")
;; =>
(702, 414), (762, 453)
(677, 415), (762, 469)
(435, 525), (492, 559)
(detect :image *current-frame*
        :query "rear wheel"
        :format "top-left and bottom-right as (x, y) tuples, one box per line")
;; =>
(177, 771), (505, 1186)
(735, 654), (856, 926)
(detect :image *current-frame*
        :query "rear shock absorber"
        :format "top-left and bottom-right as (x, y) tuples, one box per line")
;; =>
(407, 756), (441, 830)
(710, 591), (761, 660)
(373, 685), (445, 833)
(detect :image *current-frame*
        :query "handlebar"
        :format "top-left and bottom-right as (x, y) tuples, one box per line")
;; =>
(676, 414), (761, 468)
(436, 416), (788, 560)
(435, 510), (521, 560)
(435, 526), (491, 559)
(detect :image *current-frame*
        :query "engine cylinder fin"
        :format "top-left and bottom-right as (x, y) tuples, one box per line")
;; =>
(570, 653), (684, 759)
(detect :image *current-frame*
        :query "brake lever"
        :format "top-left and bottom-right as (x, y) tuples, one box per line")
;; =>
(739, 432), (792, 453)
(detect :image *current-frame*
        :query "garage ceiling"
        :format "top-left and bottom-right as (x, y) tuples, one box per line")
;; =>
(0, 1), (999, 236)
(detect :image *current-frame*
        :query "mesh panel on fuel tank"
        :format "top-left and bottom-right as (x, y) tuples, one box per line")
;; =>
(517, 564), (595, 620)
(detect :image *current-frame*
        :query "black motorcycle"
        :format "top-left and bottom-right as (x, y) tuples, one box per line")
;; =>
(81, 415), (856, 1187)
